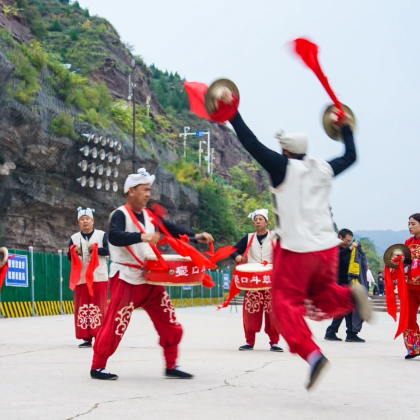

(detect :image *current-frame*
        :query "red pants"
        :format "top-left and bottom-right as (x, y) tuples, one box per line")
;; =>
(271, 243), (354, 361)
(243, 290), (279, 346)
(74, 282), (108, 342)
(403, 285), (420, 356)
(91, 273), (183, 370)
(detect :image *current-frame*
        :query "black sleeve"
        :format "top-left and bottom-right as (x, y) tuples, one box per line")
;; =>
(67, 239), (74, 261)
(98, 233), (110, 256)
(339, 247), (352, 257)
(230, 113), (289, 188)
(161, 219), (196, 239)
(231, 235), (249, 260)
(108, 210), (142, 247)
(327, 125), (357, 176)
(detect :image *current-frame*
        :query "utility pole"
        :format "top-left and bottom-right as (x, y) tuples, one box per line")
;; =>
(179, 129), (211, 174)
(129, 58), (137, 174)
(199, 140), (206, 167)
(179, 126), (190, 158)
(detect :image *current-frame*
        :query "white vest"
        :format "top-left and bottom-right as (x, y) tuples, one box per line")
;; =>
(71, 230), (109, 285)
(108, 206), (155, 285)
(246, 232), (274, 264)
(271, 156), (341, 253)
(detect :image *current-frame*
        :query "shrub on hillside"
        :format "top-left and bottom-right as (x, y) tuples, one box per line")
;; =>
(51, 113), (75, 138)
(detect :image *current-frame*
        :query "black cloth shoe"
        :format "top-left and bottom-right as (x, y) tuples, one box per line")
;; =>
(79, 341), (92, 348)
(165, 367), (193, 379)
(307, 356), (329, 391)
(90, 369), (118, 380)
(270, 345), (284, 352)
(345, 335), (366, 343)
(324, 334), (342, 342)
(239, 344), (254, 351)
(405, 353), (420, 360)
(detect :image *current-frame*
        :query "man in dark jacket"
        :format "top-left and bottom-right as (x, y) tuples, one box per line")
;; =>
(324, 229), (365, 343)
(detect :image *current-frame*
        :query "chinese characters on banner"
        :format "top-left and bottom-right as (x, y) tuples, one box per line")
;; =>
(6, 255), (28, 287)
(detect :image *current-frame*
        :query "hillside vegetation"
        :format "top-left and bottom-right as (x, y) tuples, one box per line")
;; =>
(0, 0), (272, 246)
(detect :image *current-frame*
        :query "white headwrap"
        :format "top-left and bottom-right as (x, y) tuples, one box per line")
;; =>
(124, 168), (156, 193)
(248, 209), (269, 221)
(275, 132), (308, 155)
(77, 207), (94, 220)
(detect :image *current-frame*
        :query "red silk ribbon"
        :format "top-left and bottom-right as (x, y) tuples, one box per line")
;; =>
(69, 244), (101, 295)
(69, 245), (83, 291)
(386, 256), (409, 338)
(0, 255), (15, 292)
(384, 265), (397, 321)
(217, 235), (257, 310)
(292, 38), (345, 120)
(85, 244), (99, 297)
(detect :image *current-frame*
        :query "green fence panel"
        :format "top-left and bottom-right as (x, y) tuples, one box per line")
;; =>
(1, 249), (74, 303)
(1, 250), (238, 305)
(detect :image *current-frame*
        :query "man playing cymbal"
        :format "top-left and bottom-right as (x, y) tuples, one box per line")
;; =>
(218, 88), (371, 390)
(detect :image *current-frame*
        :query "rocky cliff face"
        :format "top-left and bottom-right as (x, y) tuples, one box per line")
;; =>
(0, 1), (266, 253)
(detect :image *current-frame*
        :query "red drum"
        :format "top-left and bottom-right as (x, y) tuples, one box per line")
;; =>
(233, 263), (273, 290)
(145, 254), (206, 286)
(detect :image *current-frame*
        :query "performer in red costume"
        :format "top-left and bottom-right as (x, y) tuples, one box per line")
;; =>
(402, 213), (420, 359)
(90, 168), (214, 380)
(185, 38), (372, 390)
(68, 208), (109, 348)
(230, 209), (281, 352)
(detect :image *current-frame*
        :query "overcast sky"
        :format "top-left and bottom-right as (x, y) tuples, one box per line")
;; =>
(80, 0), (419, 232)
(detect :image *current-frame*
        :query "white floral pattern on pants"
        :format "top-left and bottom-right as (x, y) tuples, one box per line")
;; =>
(161, 291), (179, 325)
(77, 304), (102, 329)
(115, 302), (135, 337)
(245, 290), (272, 314)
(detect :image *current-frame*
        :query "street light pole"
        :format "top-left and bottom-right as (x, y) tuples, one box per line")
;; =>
(179, 129), (211, 174)
(130, 59), (137, 174)
(199, 140), (206, 167)
(180, 126), (190, 158)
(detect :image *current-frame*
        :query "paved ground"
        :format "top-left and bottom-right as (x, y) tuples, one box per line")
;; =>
(0, 307), (419, 420)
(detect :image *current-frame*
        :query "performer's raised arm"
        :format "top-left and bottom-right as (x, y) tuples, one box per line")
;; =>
(230, 113), (288, 188)
(327, 120), (356, 176)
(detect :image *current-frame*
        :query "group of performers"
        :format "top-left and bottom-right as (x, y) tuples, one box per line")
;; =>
(67, 95), (376, 390)
(65, 37), (418, 386)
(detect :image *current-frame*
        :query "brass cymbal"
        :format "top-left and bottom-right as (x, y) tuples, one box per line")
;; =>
(204, 78), (240, 116)
(383, 244), (411, 269)
(0, 247), (8, 269)
(322, 104), (356, 141)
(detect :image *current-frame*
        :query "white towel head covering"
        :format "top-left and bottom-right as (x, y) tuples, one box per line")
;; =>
(275, 132), (308, 155)
(77, 207), (95, 220)
(248, 209), (269, 221)
(124, 167), (156, 193)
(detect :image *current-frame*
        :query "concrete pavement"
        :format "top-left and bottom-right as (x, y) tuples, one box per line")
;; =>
(0, 307), (419, 420)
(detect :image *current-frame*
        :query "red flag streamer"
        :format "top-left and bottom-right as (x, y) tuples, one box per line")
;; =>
(384, 266), (397, 321)
(292, 38), (345, 119)
(85, 244), (99, 297)
(69, 245), (83, 291)
(208, 246), (237, 265)
(217, 236), (257, 309)
(392, 256), (409, 338)
(145, 207), (217, 272)
(184, 81), (239, 124)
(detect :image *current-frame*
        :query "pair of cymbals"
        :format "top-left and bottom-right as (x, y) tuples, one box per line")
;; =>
(383, 244), (411, 269)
